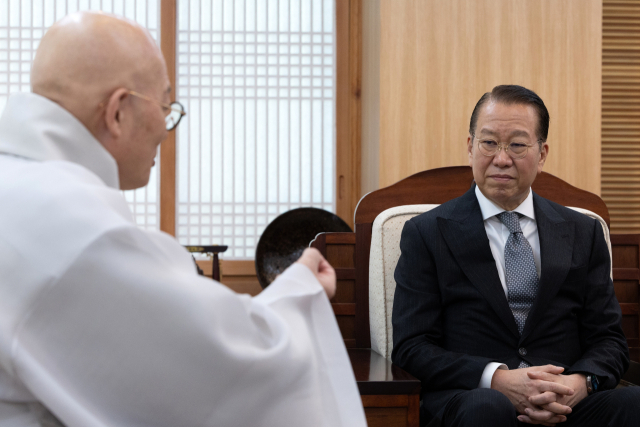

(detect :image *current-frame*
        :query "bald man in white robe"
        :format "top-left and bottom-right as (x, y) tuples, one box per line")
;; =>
(0, 11), (367, 427)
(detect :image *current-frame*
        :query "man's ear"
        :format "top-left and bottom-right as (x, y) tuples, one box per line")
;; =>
(467, 134), (474, 166)
(537, 142), (549, 174)
(104, 88), (130, 139)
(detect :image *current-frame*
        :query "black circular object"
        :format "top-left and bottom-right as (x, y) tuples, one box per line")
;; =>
(255, 207), (352, 288)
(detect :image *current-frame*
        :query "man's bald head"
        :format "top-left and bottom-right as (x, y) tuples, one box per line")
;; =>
(31, 11), (166, 129)
(31, 11), (172, 190)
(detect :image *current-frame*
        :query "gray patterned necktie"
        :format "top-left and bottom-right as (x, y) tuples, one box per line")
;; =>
(498, 212), (538, 368)
(498, 211), (539, 335)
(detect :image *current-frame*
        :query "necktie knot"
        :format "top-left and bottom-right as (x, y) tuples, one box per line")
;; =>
(498, 211), (522, 234)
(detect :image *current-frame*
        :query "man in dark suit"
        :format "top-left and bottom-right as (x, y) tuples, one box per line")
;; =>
(392, 85), (640, 427)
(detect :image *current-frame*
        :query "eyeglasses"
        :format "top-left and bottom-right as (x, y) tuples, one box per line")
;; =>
(99, 90), (187, 131)
(472, 134), (541, 160)
(128, 91), (186, 131)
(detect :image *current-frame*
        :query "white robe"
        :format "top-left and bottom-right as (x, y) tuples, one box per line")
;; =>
(0, 93), (367, 427)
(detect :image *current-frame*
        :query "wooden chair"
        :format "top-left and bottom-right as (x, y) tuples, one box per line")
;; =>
(311, 166), (639, 427)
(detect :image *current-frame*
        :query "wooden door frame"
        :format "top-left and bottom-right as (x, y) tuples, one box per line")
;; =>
(159, 0), (177, 236)
(336, 0), (363, 230)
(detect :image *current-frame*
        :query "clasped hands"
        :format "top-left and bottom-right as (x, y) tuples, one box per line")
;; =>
(491, 365), (588, 426)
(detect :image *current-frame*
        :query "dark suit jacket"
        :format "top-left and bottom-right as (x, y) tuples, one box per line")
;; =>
(391, 186), (629, 419)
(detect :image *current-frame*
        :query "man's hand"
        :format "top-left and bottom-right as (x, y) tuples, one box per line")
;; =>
(491, 365), (574, 425)
(296, 248), (336, 299)
(525, 372), (588, 410)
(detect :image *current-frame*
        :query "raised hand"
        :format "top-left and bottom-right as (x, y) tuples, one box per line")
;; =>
(296, 248), (336, 298)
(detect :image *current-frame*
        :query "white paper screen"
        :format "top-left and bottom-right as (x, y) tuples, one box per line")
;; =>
(176, 0), (336, 259)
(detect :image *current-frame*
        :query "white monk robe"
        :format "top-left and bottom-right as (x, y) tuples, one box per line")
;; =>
(0, 93), (367, 427)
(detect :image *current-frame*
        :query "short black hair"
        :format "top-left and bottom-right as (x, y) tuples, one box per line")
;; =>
(469, 85), (550, 142)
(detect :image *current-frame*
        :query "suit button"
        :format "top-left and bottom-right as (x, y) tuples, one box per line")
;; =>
(519, 348), (527, 356)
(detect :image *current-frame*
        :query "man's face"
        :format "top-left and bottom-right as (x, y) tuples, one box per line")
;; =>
(118, 61), (170, 190)
(467, 101), (548, 211)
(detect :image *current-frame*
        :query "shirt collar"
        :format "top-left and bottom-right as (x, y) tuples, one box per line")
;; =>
(475, 184), (536, 221)
(0, 92), (120, 189)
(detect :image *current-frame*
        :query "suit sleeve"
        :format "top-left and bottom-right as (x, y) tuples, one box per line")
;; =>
(391, 219), (494, 392)
(565, 220), (630, 389)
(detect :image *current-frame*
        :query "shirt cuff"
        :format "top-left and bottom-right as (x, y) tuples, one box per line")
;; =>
(478, 362), (508, 388)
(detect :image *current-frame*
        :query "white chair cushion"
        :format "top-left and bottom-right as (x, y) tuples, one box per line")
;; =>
(369, 205), (440, 359)
(369, 204), (612, 360)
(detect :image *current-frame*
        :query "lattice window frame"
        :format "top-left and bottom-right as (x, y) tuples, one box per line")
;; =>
(175, 0), (337, 259)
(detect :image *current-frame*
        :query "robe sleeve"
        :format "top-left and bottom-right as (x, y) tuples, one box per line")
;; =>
(10, 226), (366, 427)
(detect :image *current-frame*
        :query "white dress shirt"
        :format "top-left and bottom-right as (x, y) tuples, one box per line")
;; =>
(474, 185), (541, 388)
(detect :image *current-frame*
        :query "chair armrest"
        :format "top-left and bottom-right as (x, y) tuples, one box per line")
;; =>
(348, 348), (421, 395)
(620, 361), (640, 387)
(349, 349), (421, 427)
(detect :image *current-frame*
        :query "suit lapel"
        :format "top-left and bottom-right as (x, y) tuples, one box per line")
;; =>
(438, 187), (520, 339)
(520, 194), (575, 342)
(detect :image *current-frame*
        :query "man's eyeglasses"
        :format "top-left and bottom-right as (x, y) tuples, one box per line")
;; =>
(128, 91), (186, 131)
(99, 90), (187, 131)
(472, 134), (541, 160)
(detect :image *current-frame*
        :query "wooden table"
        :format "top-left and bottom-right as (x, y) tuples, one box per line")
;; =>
(349, 348), (421, 427)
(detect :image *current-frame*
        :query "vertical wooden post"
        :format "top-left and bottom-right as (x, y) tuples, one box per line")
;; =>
(336, 0), (362, 229)
(160, 0), (177, 236)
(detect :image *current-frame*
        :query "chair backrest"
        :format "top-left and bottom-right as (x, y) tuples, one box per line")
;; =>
(368, 203), (612, 360)
(353, 166), (609, 353)
(311, 166), (639, 362)
(313, 165), (611, 350)
(568, 208), (612, 276)
(369, 205), (439, 359)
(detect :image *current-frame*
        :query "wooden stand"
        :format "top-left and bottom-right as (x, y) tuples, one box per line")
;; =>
(184, 245), (228, 281)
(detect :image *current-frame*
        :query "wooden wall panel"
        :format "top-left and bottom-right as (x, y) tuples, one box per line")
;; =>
(602, 0), (640, 234)
(379, 0), (602, 193)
